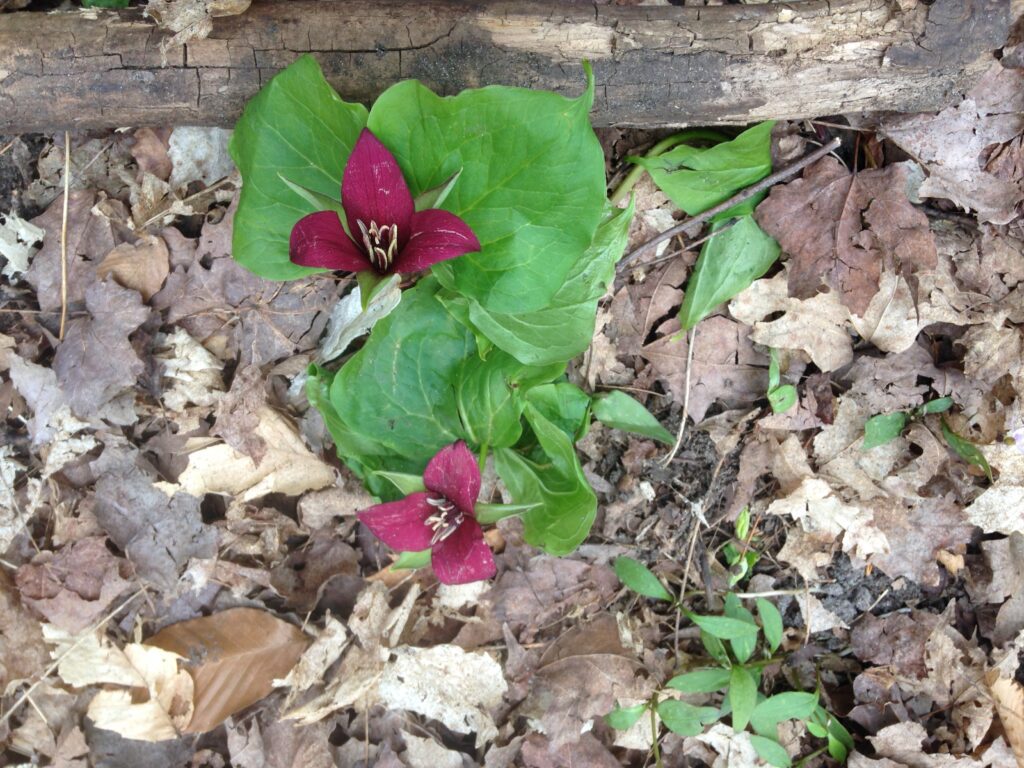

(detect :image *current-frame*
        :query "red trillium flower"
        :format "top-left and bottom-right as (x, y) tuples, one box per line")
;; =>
(357, 442), (496, 585)
(290, 129), (480, 274)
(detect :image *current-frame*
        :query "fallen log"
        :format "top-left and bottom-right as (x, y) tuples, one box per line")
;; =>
(0, 0), (1010, 133)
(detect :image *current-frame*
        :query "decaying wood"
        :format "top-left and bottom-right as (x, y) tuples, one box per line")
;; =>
(0, 0), (1010, 132)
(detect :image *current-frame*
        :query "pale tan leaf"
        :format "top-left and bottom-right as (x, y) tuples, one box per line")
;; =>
(96, 235), (170, 301)
(146, 607), (309, 733)
(177, 407), (335, 501)
(43, 625), (145, 689)
(87, 690), (180, 743)
(988, 671), (1024, 765)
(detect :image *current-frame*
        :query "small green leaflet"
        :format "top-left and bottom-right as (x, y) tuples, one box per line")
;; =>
(862, 412), (908, 451)
(678, 216), (780, 331)
(687, 612), (761, 640)
(941, 418), (993, 481)
(81, 0), (130, 7)
(591, 391), (673, 444)
(613, 556), (673, 602)
(667, 668), (731, 693)
(728, 666), (758, 731)
(749, 691), (819, 736)
(656, 700), (719, 737)
(392, 549), (431, 570)
(722, 593), (757, 663)
(756, 598), (784, 653)
(748, 735), (791, 768)
(605, 703), (647, 730)
(474, 502), (539, 524)
(920, 396), (953, 415)
(413, 169), (463, 212)
(374, 472), (426, 496)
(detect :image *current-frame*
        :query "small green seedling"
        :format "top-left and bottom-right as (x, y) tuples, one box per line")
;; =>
(767, 349), (797, 414)
(720, 507), (761, 586)
(861, 398), (993, 481)
(608, 557), (853, 767)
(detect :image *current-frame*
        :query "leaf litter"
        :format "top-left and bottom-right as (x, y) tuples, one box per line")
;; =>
(3, 42), (1024, 768)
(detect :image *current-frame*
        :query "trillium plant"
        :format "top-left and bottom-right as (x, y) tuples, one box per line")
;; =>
(229, 55), (696, 582)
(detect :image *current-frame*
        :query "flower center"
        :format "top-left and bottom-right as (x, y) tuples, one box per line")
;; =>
(425, 495), (464, 546)
(356, 219), (399, 272)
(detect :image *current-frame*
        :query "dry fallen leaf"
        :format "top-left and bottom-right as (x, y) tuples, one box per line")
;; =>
(96, 234), (171, 301)
(177, 406), (335, 501)
(379, 644), (508, 747)
(755, 157), (937, 314)
(882, 63), (1024, 225)
(146, 607), (309, 733)
(986, 670), (1024, 765)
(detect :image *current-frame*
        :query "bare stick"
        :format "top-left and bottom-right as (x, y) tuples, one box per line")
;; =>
(58, 132), (70, 341)
(662, 325), (696, 466)
(620, 136), (842, 268)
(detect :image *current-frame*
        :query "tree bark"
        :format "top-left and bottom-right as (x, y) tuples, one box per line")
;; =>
(0, 0), (1010, 133)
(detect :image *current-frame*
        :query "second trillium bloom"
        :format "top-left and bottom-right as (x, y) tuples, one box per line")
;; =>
(357, 442), (496, 585)
(290, 129), (480, 274)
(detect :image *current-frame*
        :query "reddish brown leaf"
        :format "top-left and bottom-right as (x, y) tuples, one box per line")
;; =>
(146, 607), (309, 733)
(755, 157), (937, 315)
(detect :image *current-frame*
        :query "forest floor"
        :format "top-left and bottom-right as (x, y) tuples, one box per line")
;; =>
(2, 43), (1024, 768)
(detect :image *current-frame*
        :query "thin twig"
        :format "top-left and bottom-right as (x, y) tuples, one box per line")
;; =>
(663, 325), (696, 466)
(620, 136), (842, 268)
(0, 138), (16, 158)
(615, 217), (739, 274)
(58, 132), (70, 341)
(0, 588), (145, 726)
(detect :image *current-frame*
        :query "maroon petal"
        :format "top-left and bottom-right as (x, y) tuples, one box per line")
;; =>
(423, 441), (481, 516)
(357, 492), (435, 552)
(392, 209), (481, 274)
(342, 129), (414, 240)
(290, 211), (372, 271)
(431, 518), (496, 585)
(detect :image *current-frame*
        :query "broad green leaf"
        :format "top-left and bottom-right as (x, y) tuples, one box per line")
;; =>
(756, 598), (784, 653)
(277, 174), (346, 218)
(828, 733), (848, 762)
(373, 472), (426, 496)
(613, 557), (673, 601)
(495, 404), (597, 555)
(474, 502), (539, 524)
(605, 703), (647, 730)
(750, 692), (819, 736)
(723, 593), (758, 663)
(667, 668), (731, 693)
(920, 396), (953, 415)
(454, 351), (563, 449)
(392, 549), (431, 570)
(231, 55), (368, 279)
(592, 391), (673, 444)
(768, 384), (797, 414)
(678, 216), (780, 330)
(728, 667), (758, 732)
(456, 202), (634, 365)
(367, 70), (606, 314)
(862, 412), (908, 451)
(525, 382), (592, 442)
(806, 720), (828, 738)
(656, 700), (719, 737)
(688, 612), (761, 640)
(632, 121), (774, 216)
(326, 280), (475, 476)
(941, 418), (993, 481)
(748, 735), (791, 768)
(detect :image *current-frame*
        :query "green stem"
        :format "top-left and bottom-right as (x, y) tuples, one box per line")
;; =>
(608, 128), (730, 206)
(650, 700), (663, 768)
(794, 745), (828, 768)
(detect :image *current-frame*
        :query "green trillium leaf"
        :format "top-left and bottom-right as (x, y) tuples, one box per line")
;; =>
(231, 55), (368, 280)
(592, 390), (673, 444)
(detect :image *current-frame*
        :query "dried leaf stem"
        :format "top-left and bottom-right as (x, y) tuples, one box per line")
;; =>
(58, 131), (70, 341)
(619, 136), (842, 269)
